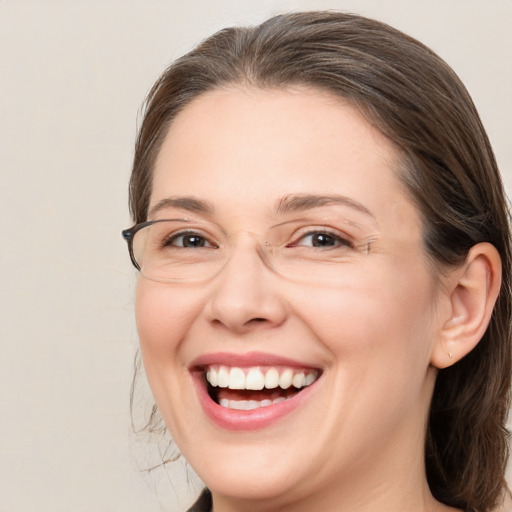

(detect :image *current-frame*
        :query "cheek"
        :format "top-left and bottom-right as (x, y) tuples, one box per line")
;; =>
(291, 262), (437, 363)
(295, 267), (438, 426)
(135, 279), (205, 361)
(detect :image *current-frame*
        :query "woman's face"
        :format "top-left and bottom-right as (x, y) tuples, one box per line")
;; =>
(136, 87), (446, 507)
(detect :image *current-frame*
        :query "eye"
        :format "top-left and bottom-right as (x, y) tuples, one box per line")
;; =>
(165, 231), (216, 248)
(290, 231), (353, 249)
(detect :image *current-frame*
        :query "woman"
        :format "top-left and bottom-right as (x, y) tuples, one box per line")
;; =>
(122, 12), (511, 512)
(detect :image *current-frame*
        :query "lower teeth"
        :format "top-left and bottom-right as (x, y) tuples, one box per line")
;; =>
(219, 397), (287, 410)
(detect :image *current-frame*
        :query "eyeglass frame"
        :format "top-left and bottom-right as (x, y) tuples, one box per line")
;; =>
(122, 220), (167, 272)
(122, 214), (378, 289)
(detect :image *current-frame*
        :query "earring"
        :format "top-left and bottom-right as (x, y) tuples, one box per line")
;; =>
(449, 352), (453, 359)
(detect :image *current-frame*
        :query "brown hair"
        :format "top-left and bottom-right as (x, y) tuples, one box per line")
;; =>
(128, 12), (511, 511)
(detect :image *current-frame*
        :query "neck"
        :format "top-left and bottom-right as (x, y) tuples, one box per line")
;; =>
(211, 460), (451, 512)
(210, 373), (460, 512)
(211, 407), (457, 511)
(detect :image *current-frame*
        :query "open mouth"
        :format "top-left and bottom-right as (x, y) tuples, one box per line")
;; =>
(203, 365), (321, 411)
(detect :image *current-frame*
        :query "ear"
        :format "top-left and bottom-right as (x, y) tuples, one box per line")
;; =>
(431, 242), (502, 369)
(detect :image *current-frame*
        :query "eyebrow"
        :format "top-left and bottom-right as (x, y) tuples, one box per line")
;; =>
(148, 193), (374, 220)
(148, 196), (214, 218)
(275, 194), (375, 218)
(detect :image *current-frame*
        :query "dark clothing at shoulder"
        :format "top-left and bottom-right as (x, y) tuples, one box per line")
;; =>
(187, 488), (212, 512)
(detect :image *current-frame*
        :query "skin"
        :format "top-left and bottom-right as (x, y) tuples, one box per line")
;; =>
(136, 86), (465, 512)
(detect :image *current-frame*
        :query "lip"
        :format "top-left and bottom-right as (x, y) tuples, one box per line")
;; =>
(190, 351), (321, 431)
(190, 351), (321, 370)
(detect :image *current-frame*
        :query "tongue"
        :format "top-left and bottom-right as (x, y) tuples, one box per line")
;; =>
(216, 388), (299, 402)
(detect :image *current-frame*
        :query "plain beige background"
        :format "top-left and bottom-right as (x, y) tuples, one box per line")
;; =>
(1, 1), (511, 511)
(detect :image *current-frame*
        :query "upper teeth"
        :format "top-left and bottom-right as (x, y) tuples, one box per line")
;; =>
(206, 366), (318, 390)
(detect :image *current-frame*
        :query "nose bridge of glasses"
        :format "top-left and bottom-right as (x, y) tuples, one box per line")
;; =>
(223, 230), (278, 274)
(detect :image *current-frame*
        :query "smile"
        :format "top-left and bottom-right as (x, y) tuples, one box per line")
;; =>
(190, 352), (322, 430)
(205, 365), (320, 411)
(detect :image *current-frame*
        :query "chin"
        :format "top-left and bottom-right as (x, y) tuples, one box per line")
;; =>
(194, 448), (308, 504)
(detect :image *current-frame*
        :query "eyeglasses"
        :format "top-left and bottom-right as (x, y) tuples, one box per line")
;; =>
(122, 217), (374, 286)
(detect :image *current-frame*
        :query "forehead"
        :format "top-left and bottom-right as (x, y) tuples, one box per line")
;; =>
(150, 86), (420, 235)
(156, 86), (394, 166)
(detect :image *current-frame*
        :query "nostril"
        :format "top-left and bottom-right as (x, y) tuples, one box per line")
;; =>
(211, 316), (272, 332)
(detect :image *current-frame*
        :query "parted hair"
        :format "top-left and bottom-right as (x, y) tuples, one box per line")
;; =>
(129, 12), (511, 512)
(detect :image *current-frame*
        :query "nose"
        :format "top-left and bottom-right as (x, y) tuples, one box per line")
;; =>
(206, 238), (287, 334)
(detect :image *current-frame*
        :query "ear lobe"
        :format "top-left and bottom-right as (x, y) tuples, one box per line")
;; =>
(431, 242), (502, 369)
